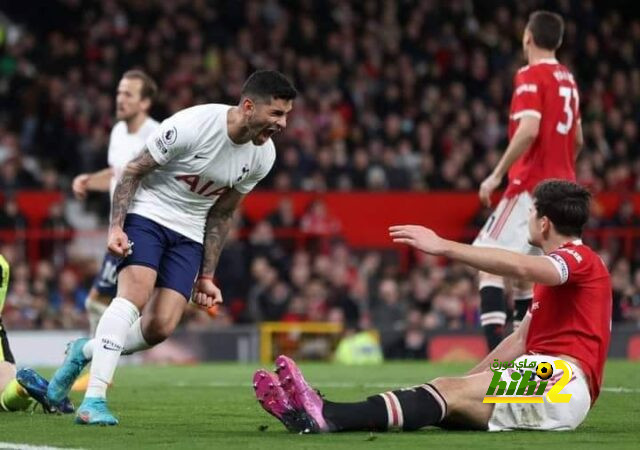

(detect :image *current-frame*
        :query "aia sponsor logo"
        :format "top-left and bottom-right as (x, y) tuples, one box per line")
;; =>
(175, 175), (231, 197)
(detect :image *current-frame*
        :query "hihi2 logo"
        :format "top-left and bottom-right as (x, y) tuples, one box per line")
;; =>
(483, 359), (573, 404)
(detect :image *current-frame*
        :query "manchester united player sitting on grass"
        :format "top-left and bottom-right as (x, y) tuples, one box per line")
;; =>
(253, 180), (611, 432)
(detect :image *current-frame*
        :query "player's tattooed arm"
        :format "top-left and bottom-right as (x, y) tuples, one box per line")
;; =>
(110, 147), (159, 229)
(200, 189), (246, 276)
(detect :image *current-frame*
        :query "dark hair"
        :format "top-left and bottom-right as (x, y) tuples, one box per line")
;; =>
(533, 180), (591, 236)
(241, 70), (297, 103)
(122, 69), (158, 101)
(527, 11), (564, 51)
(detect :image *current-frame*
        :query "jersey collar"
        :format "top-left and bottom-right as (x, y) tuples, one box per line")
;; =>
(561, 239), (583, 247)
(533, 58), (559, 65)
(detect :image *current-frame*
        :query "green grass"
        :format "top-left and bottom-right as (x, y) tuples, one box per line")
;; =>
(0, 360), (638, 449)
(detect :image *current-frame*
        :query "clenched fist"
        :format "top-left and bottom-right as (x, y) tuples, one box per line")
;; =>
(108, 226), (132, 258)
(192, 276), (223, 308)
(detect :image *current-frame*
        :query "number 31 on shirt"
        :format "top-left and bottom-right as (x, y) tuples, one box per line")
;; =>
(556, 86), (579, 135)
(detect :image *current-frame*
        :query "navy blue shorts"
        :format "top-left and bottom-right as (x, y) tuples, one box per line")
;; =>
(92, 252), (119, 297)
(118, 214), (203, 300)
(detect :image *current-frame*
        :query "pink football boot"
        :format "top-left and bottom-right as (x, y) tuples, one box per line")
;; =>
(274, 355), (329, 432)
(253, 369), (316, 433)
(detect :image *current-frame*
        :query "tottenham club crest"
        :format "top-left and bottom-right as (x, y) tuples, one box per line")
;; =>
(162, 126), (178, 146)
(236, 164), (250, 182)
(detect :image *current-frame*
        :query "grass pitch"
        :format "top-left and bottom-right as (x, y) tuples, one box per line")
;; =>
(0, 360), (638, 449)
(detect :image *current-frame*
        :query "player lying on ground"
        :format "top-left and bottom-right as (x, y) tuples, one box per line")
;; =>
(46, 70), (297, 426)
(254, 180), (611, 432)
(0, 255), (73, 413)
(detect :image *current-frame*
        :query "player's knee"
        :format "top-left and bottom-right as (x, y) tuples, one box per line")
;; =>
(117, 267), (156, 306)
(143, 315), (178, 344)
(429, 376), (461, 409)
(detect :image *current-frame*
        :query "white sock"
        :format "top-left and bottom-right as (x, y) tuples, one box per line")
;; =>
(85, 297), (139, 399)
(82, 317), (152, 359)
(85, 297), (108, 337)
(122, 317), (152, 354)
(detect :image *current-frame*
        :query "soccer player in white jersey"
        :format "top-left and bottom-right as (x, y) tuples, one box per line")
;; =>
(72, 70), (159, 337)
(47, 70), (297, 425)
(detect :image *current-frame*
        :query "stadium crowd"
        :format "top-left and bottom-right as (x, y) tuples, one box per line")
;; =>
(0, 0), (639, 355)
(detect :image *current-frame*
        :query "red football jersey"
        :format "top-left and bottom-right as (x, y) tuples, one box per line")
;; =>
(505, 59), (580, 198)
(526, 240), (612, 403)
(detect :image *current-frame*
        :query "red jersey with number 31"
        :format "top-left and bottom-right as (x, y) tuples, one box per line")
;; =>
(505, 59), (580, 198)
(526, 240), (612, 403)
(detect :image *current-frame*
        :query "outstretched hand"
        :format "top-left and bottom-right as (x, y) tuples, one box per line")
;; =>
(389, 225), (449, 255)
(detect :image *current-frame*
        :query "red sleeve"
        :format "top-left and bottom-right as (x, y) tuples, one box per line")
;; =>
(546, 247), (590, 284)
(511, 69), (543, 121)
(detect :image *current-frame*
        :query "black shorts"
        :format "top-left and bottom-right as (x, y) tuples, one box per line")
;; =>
(0, 319), (15, 364)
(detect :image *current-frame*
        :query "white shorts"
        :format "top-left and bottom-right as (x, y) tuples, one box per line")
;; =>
(473, 191), (542, 256)
(488, 354), (591, 431)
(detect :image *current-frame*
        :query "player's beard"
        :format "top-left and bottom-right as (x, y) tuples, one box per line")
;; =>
(252, 123), (280, 145)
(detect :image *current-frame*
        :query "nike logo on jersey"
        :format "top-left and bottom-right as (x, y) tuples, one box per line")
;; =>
(193, 154), (207, 160)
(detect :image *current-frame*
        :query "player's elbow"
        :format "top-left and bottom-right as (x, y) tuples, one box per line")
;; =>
(512, 264), (531, 281)
(122, 162), (146, 179)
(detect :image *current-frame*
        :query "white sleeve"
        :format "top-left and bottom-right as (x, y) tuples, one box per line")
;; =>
(106, 126), (118, 168)
(544, 254), (569, 285)
(145, 111), (198, 165)
(234, 143), (276, 194)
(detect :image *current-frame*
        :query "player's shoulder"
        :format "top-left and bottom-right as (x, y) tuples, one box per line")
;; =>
(517, 59), (559, 76)
(551, 240), (605, 270)
(172, 103), (229, 122)
(111, 120), (127, 135)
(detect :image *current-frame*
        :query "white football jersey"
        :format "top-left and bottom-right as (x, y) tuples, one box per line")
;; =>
(129, 103), (276, 243)
(107, 118), (159, 199)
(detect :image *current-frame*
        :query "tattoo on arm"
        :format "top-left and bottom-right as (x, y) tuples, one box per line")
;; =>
(200, 190), (244, 276)
(110, 148), (159, 229)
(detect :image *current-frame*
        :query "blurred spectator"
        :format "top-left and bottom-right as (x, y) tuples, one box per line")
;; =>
(0, 197), (27, 232)
(40, 202), (73, 265)
(268, 198), (295, 225)
(300, 199), (341, 236)
(372, 278), (408, 357)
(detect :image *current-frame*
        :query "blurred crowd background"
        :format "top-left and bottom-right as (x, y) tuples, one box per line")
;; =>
(1, 0), (639, 357)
